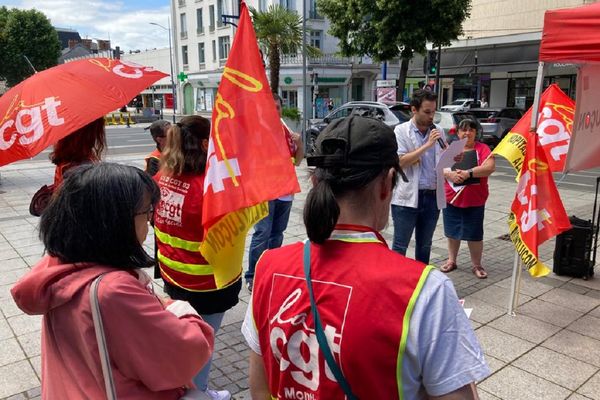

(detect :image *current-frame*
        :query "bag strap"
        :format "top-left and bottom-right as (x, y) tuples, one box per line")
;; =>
(90, 274), (117, 400)
(303, 240), (358, 400)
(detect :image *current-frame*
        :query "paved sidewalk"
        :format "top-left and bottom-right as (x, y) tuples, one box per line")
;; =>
(1, 155), (600, 399)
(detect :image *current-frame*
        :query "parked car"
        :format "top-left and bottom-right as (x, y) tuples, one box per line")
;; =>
(306, 101), (401, 154)
(433, 111), (483, 143)
(388, 102), (412, 124)
(469, 107), (525, 147)
(440, 98), (481, 112)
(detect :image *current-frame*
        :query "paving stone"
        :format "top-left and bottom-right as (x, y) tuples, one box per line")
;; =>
(577, 371), (600, 400)
(567, 394), (593, 400)
(463, 296), (506, 325)
(0, 258), (27, 273)
(7, 314), (41, 336)
(0, 338), (26, 366)
(0, 360), (39, 398)
(479, 365), (571, 400)
(590, 305), (600, 319)
(544, 330), (600, 368)
(0, 318), (13, 341)
(16, 331), (40, 359)
(475, 326), (535, 363)
(482, 354), (506, 375)
(470, 284), (532, 310)
(517, 299), (583, 328)
(568, 314), (600, 342)
(539, 288), (600, 313)
(513, 347), (597, 391)
(478, 388), (502, 399)
(489, 314), (562, 344)
(495, 276), (554, 298)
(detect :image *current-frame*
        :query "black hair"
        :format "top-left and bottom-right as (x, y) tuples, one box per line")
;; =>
(304, 164), (400, 244)
(410, 89), (438, 110)
(458, 118), (478, 131)
(40, 163), (160, 269)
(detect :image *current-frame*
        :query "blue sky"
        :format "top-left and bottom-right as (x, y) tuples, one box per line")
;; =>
(4, 0), (173, 50)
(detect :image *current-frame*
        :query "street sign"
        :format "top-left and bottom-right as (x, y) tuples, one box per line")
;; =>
(377, 79), (397, 88)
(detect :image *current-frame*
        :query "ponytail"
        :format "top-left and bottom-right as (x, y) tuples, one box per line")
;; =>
(304, 179), (339, 244)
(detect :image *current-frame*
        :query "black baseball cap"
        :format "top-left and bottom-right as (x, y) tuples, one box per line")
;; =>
(144, 120), (171, 138)
(307, 115), (407, 182)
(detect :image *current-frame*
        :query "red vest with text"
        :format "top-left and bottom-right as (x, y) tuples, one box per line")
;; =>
(252, 232), (431, 400)
(154, 172), (220, 291)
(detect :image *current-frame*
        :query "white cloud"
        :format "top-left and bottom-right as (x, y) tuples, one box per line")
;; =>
(5, 0), (173, 51)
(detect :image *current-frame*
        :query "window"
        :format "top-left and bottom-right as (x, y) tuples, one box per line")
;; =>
(279, 0), (296, 11)
(209, 5), (215, 31)
(259, 0), (267, 11)
(328, 107), (353, 120)
(198, 42), (205, 64)
(281, 90), (298, 108)
(310, 30), (322, 50)
(218, 36), (230, 60)
(309, 0), (322, 19)
(217, 0), (226, 27)
(212, 40), (217, 61)
(180, 13), (187, 39)
(182, 45), (189, 66)
(196, 8), (204, 34)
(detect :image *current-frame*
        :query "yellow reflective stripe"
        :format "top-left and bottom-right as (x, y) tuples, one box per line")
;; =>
(159, 266), (239, 293)
(154, 227), (201, 252)
(396, 264), (434, 400)
(157, 251), (213, 276)
(332, 237), (381, 243)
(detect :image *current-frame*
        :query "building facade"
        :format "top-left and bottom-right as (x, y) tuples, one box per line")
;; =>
(170, 0), (379, 119)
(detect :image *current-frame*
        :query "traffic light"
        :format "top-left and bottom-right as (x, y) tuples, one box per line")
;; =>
(428, 50), (438, 75)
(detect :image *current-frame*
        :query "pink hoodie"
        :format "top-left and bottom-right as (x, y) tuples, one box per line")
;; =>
(11, 256), (215, 399)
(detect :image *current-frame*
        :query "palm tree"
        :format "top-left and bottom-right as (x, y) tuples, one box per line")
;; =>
(250, 5), (319, 93)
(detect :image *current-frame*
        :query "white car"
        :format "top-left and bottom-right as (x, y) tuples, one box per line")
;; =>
(440, 98), (481, 112)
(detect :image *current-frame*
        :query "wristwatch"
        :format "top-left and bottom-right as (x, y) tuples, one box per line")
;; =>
(468, 169), (474, 179)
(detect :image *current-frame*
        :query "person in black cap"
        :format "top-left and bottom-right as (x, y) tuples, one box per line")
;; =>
(241, 115), (489, 400)
(144, 120), (171, 177)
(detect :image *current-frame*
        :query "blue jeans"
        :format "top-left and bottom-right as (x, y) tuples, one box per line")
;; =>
(391, 190), (440, 264)
(245, 199), (293, 283)
(193, 312), (225, 391)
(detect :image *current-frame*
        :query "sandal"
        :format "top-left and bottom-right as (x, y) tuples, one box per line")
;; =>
(472, 265), (488, 279)
(439, 260), (457, 273)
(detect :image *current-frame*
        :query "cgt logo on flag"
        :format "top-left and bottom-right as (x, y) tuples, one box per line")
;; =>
(508, 132), (571, 277)
(493, 84), (574, 178)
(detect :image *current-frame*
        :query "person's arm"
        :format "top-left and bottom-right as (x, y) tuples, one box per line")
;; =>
(291, 132), (304, 166)
(249, 350), (271, 400)
(399, 128), (442, 169)
(455, 154), (495, 181)
(429, 383), (479, 400)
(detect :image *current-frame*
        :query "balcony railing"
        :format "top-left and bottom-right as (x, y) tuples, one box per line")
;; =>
(308, 9), (323, 19)
(178, 0), (186, 7)
(197, 27), (204, 34)
(209, 24), (215, 32)
(180, 31), (188, 40)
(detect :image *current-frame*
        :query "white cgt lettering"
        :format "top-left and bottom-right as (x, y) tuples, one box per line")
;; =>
(537, 107), (571, 161)
(112, 60), (155, 79)
(0, 97), (64, 150)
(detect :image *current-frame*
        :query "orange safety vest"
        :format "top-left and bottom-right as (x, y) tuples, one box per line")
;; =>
(252, 227), (432, 400)
(153, 172), (233, 292)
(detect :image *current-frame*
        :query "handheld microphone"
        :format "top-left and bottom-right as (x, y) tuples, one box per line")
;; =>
(430, 125), (447, 149)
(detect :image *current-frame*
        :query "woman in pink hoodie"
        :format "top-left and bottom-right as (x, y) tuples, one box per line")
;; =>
(11, 163), (215, 399)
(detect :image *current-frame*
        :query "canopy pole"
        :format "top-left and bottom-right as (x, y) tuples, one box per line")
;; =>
(507, 250), (522, 316)
(530, 62), (546, 131)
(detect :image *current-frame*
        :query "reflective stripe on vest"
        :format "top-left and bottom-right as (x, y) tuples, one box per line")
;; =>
(396, 264), (434, 400)
(155, 226), (202, 252)
(157, 250), (213, 276)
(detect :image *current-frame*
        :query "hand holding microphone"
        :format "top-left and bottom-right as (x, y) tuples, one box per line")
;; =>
(429, 125), (447, 149)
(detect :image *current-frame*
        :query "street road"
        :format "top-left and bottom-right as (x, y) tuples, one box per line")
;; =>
(25, 126), (600, 192)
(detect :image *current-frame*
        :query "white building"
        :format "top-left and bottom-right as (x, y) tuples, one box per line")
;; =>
(170, 0), (380, 119)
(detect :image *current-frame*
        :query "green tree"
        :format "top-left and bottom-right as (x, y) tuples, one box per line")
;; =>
(318, 0), (471, 92)
(0, 7), (61, 87)
(250, 5), (319, 93)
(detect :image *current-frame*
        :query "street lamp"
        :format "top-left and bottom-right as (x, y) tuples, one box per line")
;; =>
(150, 19), (177, 123)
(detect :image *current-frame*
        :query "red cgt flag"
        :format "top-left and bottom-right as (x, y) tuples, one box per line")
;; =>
(200, 1), (300, 288)
(493, 84), (575, 179)
(508, 131), (571, 277)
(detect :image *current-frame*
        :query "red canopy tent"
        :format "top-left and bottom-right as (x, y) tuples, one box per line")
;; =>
(532, 2), (600, 173)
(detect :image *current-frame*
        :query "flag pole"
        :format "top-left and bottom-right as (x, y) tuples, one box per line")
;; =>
(507, 61), (544, 316)
(507, 250), (522, 316)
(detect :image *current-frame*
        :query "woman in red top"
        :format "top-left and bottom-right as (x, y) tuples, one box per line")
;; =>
(50, 117), (106, 186)
(440, 119), (496, 279)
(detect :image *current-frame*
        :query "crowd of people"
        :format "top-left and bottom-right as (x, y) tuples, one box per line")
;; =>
(11, 89), (494, 399)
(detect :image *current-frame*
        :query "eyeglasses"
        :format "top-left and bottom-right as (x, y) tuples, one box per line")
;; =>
(135, 206), (154, 222)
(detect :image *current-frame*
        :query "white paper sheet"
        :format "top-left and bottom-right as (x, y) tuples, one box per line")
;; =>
(435, 138), (467, 209)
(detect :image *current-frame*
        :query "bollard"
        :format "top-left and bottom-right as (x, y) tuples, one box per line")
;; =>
(109, 114), (117, 125)
(119, 113), (125, 125)
(127, 112), (135, 125)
